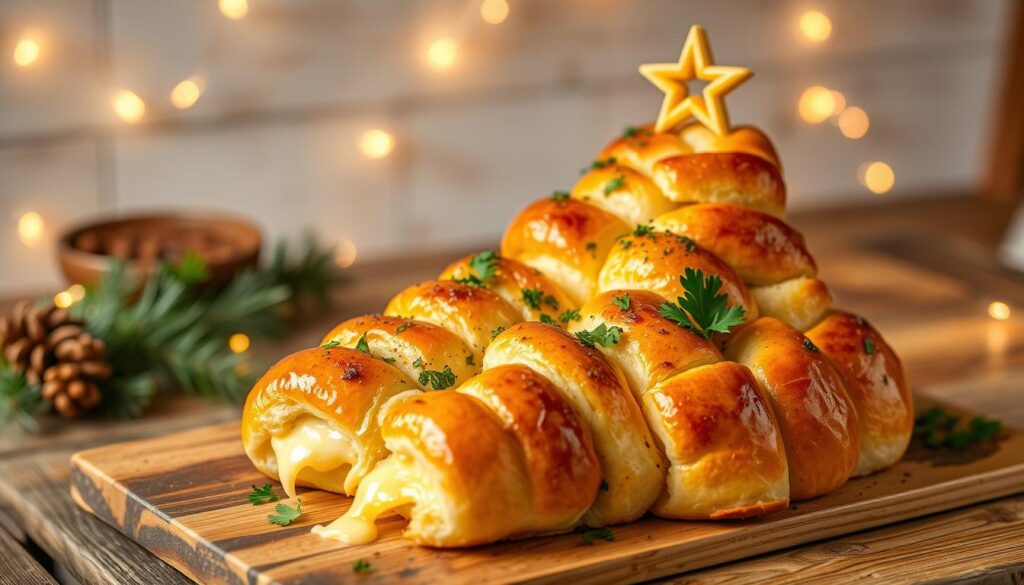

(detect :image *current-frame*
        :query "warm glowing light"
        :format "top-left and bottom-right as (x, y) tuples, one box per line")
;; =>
(17, 212), (44, 247)
(426, 37), (458, 71)
(336, 239), (358, 268)
(112, 90), (146, 123)
(67, 284), (86, 301)
(838, 106), (869, 139)
(798, 86), (837, 123)
(219, 0), (249, 20)
(989, 301), (1011, 321)
(798, 10), (832, 43)
(480, 0), (509, 25)
(229, 333), (251, 353)
(54, 291), (74, 308)
(170, 76), (205, 109)
(829, 90), (846, 116)
(13, 37), (40, 67)
(859, 162), (895, 194)
(359, 129), (395, 159)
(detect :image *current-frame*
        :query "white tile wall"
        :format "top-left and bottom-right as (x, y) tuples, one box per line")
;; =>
(0, 0), (1013, 294)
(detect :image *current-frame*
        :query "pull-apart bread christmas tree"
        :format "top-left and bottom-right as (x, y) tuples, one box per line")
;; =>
(241, 26), (913, 548)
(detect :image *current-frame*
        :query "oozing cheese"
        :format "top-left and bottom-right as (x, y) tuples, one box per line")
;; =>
(313, 453), (428, 544)
(269, 416), (355, 499)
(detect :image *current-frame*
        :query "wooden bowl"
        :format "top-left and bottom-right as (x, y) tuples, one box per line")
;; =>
(58, 212), (262, 289)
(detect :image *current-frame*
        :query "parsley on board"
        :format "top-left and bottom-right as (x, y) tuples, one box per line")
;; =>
(658, 268), (745, 340)
(355, 332), (371, 354)
(559, 309), (581, 324)
(612, 293), (631, 310)
(490, 326), (506, 339)
(419, 365), (457, 390)
(914, 407), (1002, 451)
(352, 559), (373, 574)
(539, 314), (558, 326)
(576, 323), (623, 348)
(863, 337), (876, 355)
(576, 526), (614, 545)
(248, 484), (278, 505)
(604, 175), (626, 196)
(321, 339), (340, 350)
(522, 287), (544, 309)
(267, 499), (302, 526)
(550, 190), (570, 201)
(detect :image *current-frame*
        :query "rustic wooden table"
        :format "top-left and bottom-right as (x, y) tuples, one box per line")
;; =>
(1, 196), (1022, 584)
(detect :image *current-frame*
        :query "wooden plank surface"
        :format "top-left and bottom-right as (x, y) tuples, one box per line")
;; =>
(0, 522), (56, 585)
(69, 393), (1024, 585)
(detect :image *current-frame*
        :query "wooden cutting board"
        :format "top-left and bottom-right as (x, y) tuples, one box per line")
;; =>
(70, 397), (1024, 585)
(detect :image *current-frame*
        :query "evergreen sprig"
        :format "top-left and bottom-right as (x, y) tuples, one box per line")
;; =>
(0, 357), (46, 438)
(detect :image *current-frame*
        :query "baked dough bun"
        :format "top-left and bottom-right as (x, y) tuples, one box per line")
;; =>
(651, 203), (815, 286)
(643, 362), (789, 518)
(572, 164), (676, 226)
(806, 312), (913, 475)
(314, 365), (600, 547)
(501, 197), (629, 305)
(241, 346), (420, 497)
(438, 254), (574, 322)
(485, 322), (664, 526)
(321, 315), (478, 391)
(384, 280), (521, 356)
(726, 317), (860, 500)
(750, 276), (833, 331)
(598, 230), (758, 325)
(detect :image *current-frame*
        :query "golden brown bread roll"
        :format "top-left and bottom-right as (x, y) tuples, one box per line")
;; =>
(572, 164), (676, 226)
(484, 322), (665, 526)
(438, 253), (573, 322)
(598, 229), (758, 325)
(321, 315), (478, 391)
(501, 197), (629, 305)
(643, 362), (789, 518)
(726, 317), (860, 500)
(384, 280), (521, 356)
(241, 346), (420, 498)
(806, 312), (913, 475)
(570, 290), (720, 396)
(598, 126), (690, 176)
(651, 203), (816, 286)
(313, 365), (601, 547)
(750, 276), (833, 331)
(651, 153), (785, 216)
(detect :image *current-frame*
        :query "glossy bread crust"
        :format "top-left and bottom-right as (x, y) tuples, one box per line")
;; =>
(241, 346), (420, 494)
(750, 276), (833, 331)
(652, 153), (785, 216)
(806, 311), (913, 475)
(384, 280), (521, 356)
(439, 255), (574, 322)
(484, 322), (665, 526)
(572, 164), (676, 226)
(726, 317), (860, 500)
(652, 203), (816, 286)
(501, 197), (629, 305)
(643, 362), (789, 518)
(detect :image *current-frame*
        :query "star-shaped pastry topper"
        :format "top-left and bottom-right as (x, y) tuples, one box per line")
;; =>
(639, 25), (752, 136)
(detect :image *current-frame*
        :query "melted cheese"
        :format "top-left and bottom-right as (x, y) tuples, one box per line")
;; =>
(313, 454), (428, 544)
(270, 416), (355, 499)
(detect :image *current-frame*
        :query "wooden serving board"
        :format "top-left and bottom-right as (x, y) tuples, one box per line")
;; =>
(70, 397), (1024, 585)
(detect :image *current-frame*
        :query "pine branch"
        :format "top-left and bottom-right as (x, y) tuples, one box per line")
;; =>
(0, 358), (47, 438)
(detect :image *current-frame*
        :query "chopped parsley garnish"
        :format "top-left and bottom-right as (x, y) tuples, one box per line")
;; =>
(619, 238), (632, 249)
(267, 499), (302, 526)
(585, 242), (597, 252)
(914, 407), (1002, 451)
(382, 357), (396, 364)
(622, 126), (638, 139)
(354, 332), (371, 354)
(248, 484), (278, 505)
(577, 526), (614, 545)
(465, 354), (475, 366)
(582, 157), (617, 174)
(604, 175), (625, 196)
(612, 293), (631, 310)
(803, 338), (819, 353)
(539, 314), (558, 325)
(633, 223), (655, 237)
(576, 323), (623, 348)
(418, 365), (457, 390)
(863, 337), (876, 355)
(550, 190), (570, 201)
(321, 339), (340, 350)
(559, 309), (581, 324)
(490, 325), (506, 339)
(412, 357), (423, 368)
(395, 322), (412, 333)
(677, 235), (697, 252)
(454, 251), (499, 287)
(599, 479), (609, 492)
(658, 268), (745, 340)
(352, 559), (373, 574)
(522, 287), (544, 309)
(543, 294), (559, 310)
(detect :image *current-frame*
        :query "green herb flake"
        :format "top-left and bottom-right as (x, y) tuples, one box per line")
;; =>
(578, 526), (614, 546)
(321, 340), (340, 350)
(863, 337), (876, 355)
(550, 190), (570, 201)
(418, 365), (457, 390)
(633, 224), (655, 238)
(522, 287), (544, 309)
(267, 499), (302, 526)
(913, 407), (1002, 451)
(612, 294), (631, 310)
(248, 484), (278, 505)
(803, 338), (819, 353)
(575, 323), (623, 348)
(658, 268), (745, 340)
(412, 357), (423, 368)
(465, 354), (475, 366)
(559, 309), (581, 324)
(352, 559), (373, 574)
(354, 332), (371, 354)
(490, 326), (506, 340)
(539, 314), (558, 326)
(395, 322), (412, 333)
(622, 126), (638, 139)
(603, 175), (626, 196)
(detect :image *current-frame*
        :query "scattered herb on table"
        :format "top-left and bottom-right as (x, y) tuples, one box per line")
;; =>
(577, 526), (614, 545)
(248, 484), (279, 505)
(914, 407), (1002, 451)
(353, 559), (373, 574)
(268, 499), (302, 526)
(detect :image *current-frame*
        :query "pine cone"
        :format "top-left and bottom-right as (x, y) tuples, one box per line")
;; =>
(0, 300), (112, 418)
